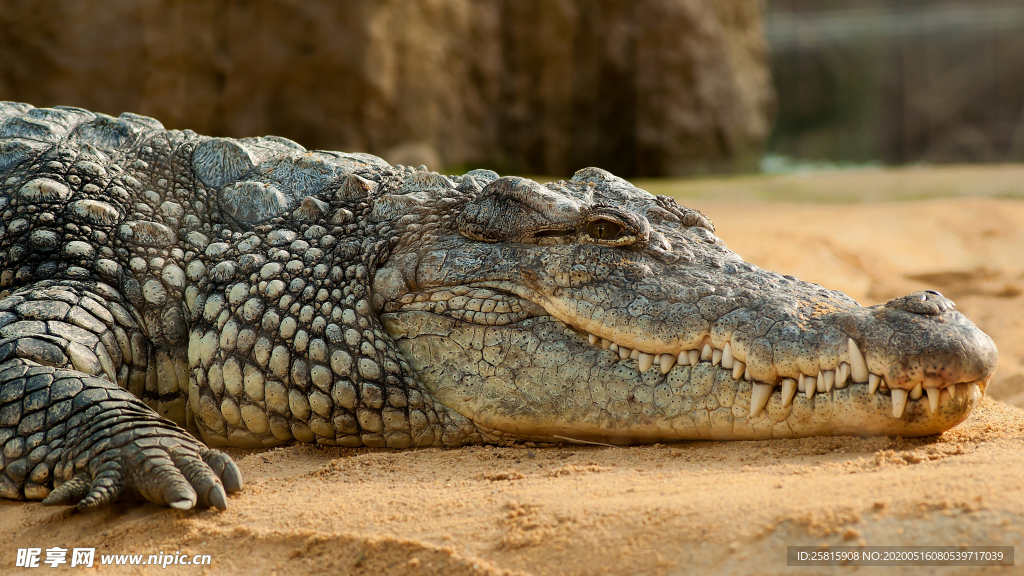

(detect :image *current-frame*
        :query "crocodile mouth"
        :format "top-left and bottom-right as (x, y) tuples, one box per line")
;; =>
(563, 321), (988, 419)
(382, 283), (992, 438)
(561, 327), (986, 422)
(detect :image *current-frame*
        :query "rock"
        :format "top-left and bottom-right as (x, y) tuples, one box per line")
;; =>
(0, 0), (771, 177)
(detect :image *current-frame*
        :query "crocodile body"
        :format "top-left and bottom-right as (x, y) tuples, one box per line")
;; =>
(0, 103), (998, 510)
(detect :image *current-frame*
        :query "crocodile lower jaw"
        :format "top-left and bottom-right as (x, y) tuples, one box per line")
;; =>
(574, 329), (982, 419)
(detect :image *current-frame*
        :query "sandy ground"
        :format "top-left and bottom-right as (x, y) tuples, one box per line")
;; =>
(4, 165), (1024, 575)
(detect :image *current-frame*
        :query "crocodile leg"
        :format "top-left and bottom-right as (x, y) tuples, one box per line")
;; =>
(0, 280), (240, 510)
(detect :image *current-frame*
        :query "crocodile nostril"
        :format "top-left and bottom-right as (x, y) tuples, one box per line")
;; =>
(885, 290), (956, 315)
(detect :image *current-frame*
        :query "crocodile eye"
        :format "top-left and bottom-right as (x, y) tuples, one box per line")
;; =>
(586, 219), (623, 240)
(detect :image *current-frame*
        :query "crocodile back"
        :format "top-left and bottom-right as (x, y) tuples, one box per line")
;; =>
(0, 102), (170, 294)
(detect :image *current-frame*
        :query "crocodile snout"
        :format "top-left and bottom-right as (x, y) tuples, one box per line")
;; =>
(834, 289), (997, 422)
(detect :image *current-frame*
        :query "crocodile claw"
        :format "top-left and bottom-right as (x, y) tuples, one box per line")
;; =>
(45, 435), (242, 512)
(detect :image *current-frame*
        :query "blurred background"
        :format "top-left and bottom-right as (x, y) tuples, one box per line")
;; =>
(767, 0), (1024, 171)
(2, 0), (1022, 177)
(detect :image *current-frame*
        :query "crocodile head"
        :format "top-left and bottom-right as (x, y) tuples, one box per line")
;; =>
(376, 168), (998, 443)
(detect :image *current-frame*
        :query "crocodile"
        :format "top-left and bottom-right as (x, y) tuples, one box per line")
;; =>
(0, 102), (998, 511)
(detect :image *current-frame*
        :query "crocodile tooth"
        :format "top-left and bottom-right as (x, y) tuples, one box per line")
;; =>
(804, 374), (815, 399)
(630, 348), (640, 360)
(950, 383), (960, 399)
(677, 350), (690, 366)
(816, 371), (826, 393)
(781, 378), (797, 407)
(660, 354), (676, 374)
(837, 363), (850, 387)
(909, 382), (923, 400)
(619, 346), (631, 361)
(926, 387), (940, 413)
(721, 343), (734, 369)
(892, 388), (908, 418)
(848, 339), (869, 383)
(823, 370), (835, 392)
(868, 373), (881, 394)
(732, 361), (745, 380)
(601, 339), (612, 350)
(689, 350), (700, 367)
(744, 366), (752, 381)
(701, 344), (713, 361)
(638, 353), (655, 374)
(589, 334), (598, 345)
(653, 354), (661, 365)
(712, 349), (722, 366)
(968, 383), (980, 398)
(609, 343), (618, 352)
(750, 383), (773, 418)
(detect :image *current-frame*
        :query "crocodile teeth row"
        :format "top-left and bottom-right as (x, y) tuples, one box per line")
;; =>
(585, 332), (973, 419)
(748, 379), (977, 420)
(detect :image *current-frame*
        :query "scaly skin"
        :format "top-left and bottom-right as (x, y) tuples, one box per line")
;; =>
(0, 103), (998, 511)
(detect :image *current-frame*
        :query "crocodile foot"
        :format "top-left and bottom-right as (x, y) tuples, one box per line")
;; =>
(43, 430), (242, 511)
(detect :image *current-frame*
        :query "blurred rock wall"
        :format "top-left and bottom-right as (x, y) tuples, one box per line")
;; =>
(0, 0), (773, 177)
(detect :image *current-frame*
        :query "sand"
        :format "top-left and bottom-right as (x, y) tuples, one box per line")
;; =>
(4, 166), (1024, 575)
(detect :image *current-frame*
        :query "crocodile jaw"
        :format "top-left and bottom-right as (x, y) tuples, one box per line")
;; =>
(382, 305), (992, 443)
(379, 252), (996, 441)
